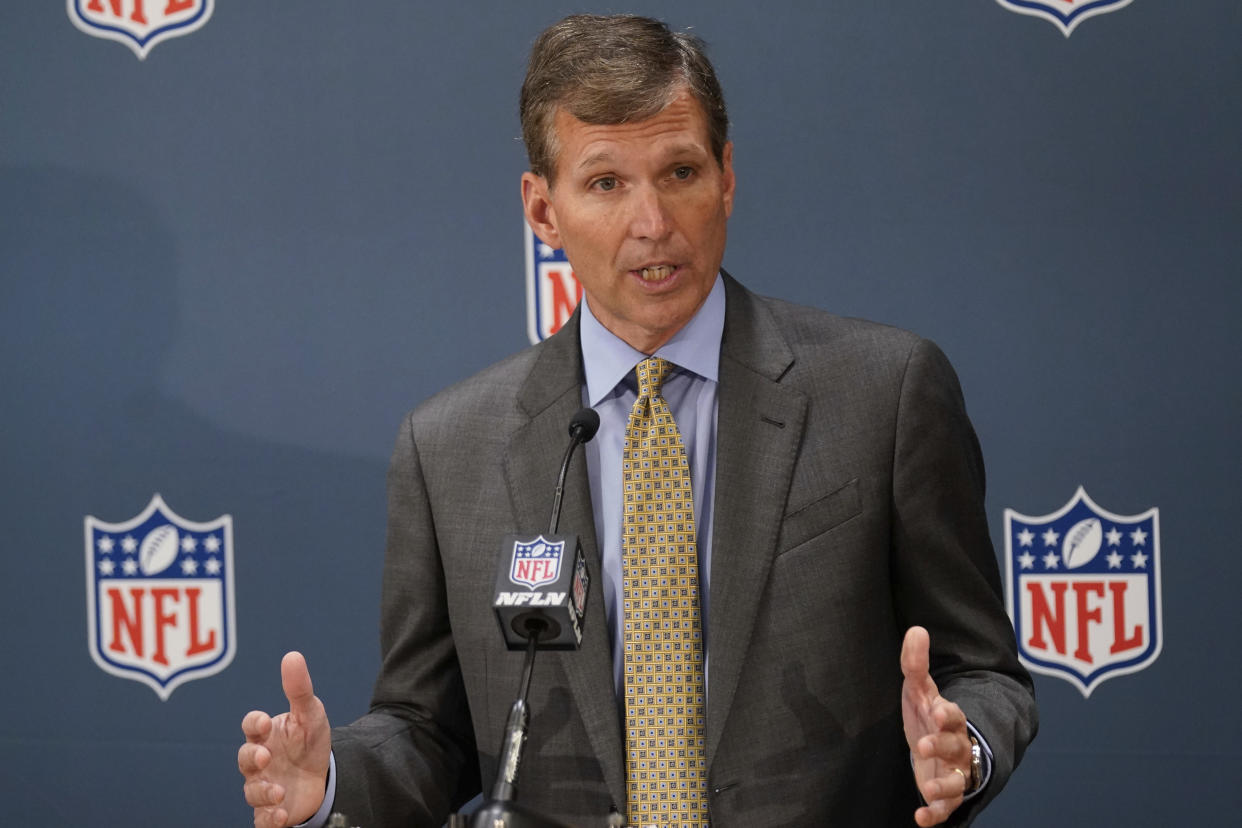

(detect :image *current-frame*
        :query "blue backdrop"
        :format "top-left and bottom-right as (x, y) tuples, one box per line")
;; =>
(2, 2), (1239, 824)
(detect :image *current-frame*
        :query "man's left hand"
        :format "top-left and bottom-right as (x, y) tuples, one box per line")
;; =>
(901, 625), (973, 827)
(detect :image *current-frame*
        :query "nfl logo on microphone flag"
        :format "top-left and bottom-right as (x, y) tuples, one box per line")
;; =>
(510, 535), (565, 590)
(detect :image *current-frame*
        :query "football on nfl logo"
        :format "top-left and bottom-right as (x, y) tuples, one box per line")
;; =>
(995, 0), (1134, 37)
(510, 535), (564, 590)
(85, 494), (235, 700)
(67, 0), (214, 59)
(526, 222), (582, 344)
(1005, 487), (1161, 697)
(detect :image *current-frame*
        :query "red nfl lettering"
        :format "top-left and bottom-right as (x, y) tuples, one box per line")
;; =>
(86, 1), (194, 21)
(525, 222), (582, 342)
(98, 578), (227, 672)
(104, 585), (215, 665)
(1024, 580), (1067, 655)
(86, 1), (146, 23)
(183, 587), (217, 655)
(543, 265), (583, 337)
(515, 558), (557, 585)
(107, 587), (144, 657)
(1107, 582), (1143, 654)
(1071, 582), (1104, 663)
(82, 0), (200, 22)
(1023, 580), (1147, 670)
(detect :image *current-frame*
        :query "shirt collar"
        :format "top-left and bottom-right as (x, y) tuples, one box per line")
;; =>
(580, 274), (725, 406)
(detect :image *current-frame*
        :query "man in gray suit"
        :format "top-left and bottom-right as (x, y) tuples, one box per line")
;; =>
(239, 15), (1036, 828)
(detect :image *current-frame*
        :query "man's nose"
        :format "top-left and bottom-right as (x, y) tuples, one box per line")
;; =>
(628, 185), (672, 241)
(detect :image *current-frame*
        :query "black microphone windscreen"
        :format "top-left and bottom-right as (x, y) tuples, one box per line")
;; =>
(569, 408), (600, 443)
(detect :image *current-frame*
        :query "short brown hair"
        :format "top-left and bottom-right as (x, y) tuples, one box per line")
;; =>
(520, 14), (729, 182)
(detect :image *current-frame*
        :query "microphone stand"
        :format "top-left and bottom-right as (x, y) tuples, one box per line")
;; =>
(493, 617), (543, 804)
(463, 619), (573, 828)
(451, 410), (601, 828)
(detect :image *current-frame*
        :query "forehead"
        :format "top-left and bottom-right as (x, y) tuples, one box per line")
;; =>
(551, 91), (713, 175)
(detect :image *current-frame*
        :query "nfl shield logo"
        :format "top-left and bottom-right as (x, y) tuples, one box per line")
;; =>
(510, 535), (564, 590)
(85, 494), (235, 700)
(67, 0), (215, 60)
(525, 222), (582, 344)
(1005, 487), (1161, 697)
(995, 0), (1134, 37)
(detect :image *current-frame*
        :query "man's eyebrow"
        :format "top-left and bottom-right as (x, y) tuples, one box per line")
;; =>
(575, 150), (615, 171)
(574, 142), (710, 173)
(661, 142), (711, 160)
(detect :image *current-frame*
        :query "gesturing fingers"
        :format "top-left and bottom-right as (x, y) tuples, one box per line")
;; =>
(915, 787), (964, 827)
(242, 709), (273, 742)
(901, 627), (972, 826)
(931, 694), (967, 731)
(916, 758), (973, 825)
(237, 741), (270, 777)
(239, 655), (331, 827)
(900, 625), (932, 682)
(243, 777), (286, 808)
(916, 728), (970, 764)
(253, 805), (291, 828)
(281, 651), (317, 719)
(241, 752), (291, 828)
(920, 762), (969, 804)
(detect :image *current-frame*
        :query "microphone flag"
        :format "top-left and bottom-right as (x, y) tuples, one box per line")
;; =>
(493, 533), (589, 650)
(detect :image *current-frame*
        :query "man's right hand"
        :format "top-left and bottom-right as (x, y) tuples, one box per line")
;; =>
(238, 651), (332, 828)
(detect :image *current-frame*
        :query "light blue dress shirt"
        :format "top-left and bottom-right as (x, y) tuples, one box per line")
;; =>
(578, 274), (725, 701)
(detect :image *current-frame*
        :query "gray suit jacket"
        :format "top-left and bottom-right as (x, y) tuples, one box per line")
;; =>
(331, 275), (1037, 827)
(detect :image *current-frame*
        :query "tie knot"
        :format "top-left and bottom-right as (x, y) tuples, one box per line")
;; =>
(635, 356), (673, 400)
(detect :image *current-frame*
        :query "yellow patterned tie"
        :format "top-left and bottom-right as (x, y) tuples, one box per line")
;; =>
(622, 357), (708, 828)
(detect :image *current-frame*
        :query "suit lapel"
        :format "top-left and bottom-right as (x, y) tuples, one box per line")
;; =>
(706, 276), (808, 764)
(503, 316), (627, 809)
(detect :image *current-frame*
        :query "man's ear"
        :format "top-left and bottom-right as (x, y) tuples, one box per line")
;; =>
(521, 172), (562, 249)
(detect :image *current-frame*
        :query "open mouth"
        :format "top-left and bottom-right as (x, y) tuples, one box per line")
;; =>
(636, 264), (676, 282)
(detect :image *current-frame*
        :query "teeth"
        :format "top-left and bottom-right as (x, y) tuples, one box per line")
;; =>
(639, 265), (674, 281)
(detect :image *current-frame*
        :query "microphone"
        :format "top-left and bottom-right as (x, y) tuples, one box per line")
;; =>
(466, 409), (599, 828)
(492, 407), (598, 650)
(550, 407), (600, 534)
(569, 406), (601, 441)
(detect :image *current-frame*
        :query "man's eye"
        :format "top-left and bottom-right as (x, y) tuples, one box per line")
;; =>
(673, 166), (694, 180)
(592, 177), (617, 191)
